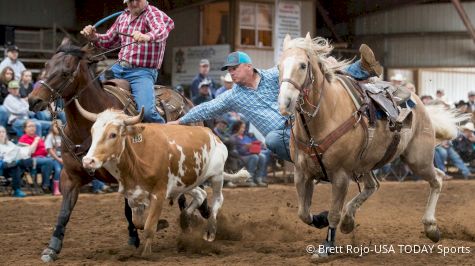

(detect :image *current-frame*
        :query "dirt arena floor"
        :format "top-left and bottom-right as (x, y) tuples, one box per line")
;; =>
(1, 180), (474, 265)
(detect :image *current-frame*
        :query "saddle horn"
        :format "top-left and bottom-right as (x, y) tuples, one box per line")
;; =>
(124, 107), (145, 126)
(75, 99), (98, 122)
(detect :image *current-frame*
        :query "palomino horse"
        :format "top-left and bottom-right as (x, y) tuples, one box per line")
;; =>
(278, 34), (466, 258)
(28, 44), (205, 262)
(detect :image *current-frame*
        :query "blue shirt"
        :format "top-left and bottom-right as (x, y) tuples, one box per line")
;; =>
(180, 67), (287, 136)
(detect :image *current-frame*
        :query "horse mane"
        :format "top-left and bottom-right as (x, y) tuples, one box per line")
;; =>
(284, 37), (351, 81)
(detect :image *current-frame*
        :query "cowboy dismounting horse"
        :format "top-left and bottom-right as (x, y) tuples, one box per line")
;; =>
(28, 44), (208, 262)
(278, 33), (468, 259)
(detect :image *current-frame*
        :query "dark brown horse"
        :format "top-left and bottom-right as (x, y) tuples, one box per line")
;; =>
(28, 45), (205, 262)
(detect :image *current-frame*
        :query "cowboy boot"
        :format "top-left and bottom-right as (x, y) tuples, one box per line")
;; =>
(53, 180), (61, 196)
(359, 44), (383, 77)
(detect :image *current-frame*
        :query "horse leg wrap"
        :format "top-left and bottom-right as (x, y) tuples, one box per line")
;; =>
(198, 198), (211, 219)
(311, 211), (329, 229)
(48, 236), (62, 253)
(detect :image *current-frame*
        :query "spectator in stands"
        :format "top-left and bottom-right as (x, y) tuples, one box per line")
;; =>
(44, 120), (63, 196)
(420, 95), (433, 105)
(190, 59), (216, 98)
(0, 67), (14, 128)
(0, 125), (33, 197)
(434, 89), (451, 108)
(192, 79), (213, 106)
(453, 122), (475, 167)
(231, 121), (268, 187)
(0, 45), (25, 81)
(434, 140), (472, 180)
(213, 119), (240, 188)
(390, 73), (405, 86)
(92, 178), (111, 194)
(215, 73), (233, 97)
(18, 120), (54, 193)
(19, 70), (34, 98)
(4, 81), (51, 137)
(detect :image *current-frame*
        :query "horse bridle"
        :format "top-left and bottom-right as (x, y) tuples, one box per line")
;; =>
(40, 60), (82, 106)
(280, 59), (326, 118)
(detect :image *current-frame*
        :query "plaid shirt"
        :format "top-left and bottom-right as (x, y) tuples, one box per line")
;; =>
(94, 4), (174, 69)
(180, 67), (288, 136)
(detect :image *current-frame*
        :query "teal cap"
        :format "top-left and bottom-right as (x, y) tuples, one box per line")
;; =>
(221, 51), (252, 71)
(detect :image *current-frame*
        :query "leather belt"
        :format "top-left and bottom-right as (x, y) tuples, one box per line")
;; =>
(118, 60), (135, 68)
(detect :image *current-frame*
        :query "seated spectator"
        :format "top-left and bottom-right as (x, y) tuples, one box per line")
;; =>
(19, 70), (33, 99)
(45, 120), (63, 196)
(4, 81), (51, 137)
(192, 79), (213, 106)
(215, 73), (233, 98)
(434, 140), (472, 180)
(231, 121), (268, 187)
(0, 67), (14, 128)
(18, 120), (54, 193)
(213, 119), (241, 188)
(0, 125), (35, 197)
(453, 122), (475, 166)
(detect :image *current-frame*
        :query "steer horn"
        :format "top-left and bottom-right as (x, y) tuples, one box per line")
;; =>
(124, 107), (145, 126)
(75, 99), (98, 122)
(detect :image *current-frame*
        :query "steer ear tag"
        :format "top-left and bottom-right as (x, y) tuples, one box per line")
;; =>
(131, 134), (143, 143)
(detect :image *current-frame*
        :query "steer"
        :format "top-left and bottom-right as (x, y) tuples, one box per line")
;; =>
(76, 100), (249, 256)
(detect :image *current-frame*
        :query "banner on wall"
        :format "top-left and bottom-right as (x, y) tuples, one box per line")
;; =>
(274, 1), (301, 64)
(171, 44), (230, 87)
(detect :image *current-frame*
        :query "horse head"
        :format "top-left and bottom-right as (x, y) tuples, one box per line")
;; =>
(28, 44), (98, 112)
(278, 33), (348, 116)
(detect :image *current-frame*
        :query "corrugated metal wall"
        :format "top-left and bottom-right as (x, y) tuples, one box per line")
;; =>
(0, 0), (76, 29)
(355, 2), (475, 68)
(420, 69), (475, 103)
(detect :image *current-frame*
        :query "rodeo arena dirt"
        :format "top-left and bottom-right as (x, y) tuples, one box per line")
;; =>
(1, 181), (474, 265)
(2, 0), (475, 265)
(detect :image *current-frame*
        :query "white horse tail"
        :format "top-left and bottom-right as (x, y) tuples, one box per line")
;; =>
(425, 105), (471, 141)
(223, 169), (251, 183)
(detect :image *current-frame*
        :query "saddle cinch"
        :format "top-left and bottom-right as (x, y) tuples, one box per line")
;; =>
(101, 79), (190, 122)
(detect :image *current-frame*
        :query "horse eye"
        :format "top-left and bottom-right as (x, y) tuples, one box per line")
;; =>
(109, 133), (117, 139)
(300, 63), (307, 70)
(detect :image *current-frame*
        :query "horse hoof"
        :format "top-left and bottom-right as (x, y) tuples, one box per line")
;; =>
(426, 227), (441, 242)
(41, 248), (57, 262)
(340, 215), (355, 234)
(310, 250), (329, 260)
(311, 211), (329, 229)
(128, 235), (140, 248)
(157, 219), (169, 231)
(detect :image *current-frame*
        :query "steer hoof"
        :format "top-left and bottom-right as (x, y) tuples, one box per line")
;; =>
(41, 247), (58, 262)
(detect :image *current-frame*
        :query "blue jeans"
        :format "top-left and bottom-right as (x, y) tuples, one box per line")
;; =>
(12, 118), (51, 137)
(51, 160), (63, 181)
(0, 106), (9, 128)
(265, 127), (291, 162)
(111, 64), (164, 123)
(434, 146), (470, 177)
(34, 156), (54, 188)
(345, 60), (371, 81)
(92, 179), (105, 192)
(242, 153), (267, 182)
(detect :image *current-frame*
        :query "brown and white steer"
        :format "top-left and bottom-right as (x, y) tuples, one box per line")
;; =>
(76, 101), (249, 256)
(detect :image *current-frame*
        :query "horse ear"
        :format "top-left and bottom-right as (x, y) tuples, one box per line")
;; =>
(283, 34), (291, 50)
(305, 32), (312, 43)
